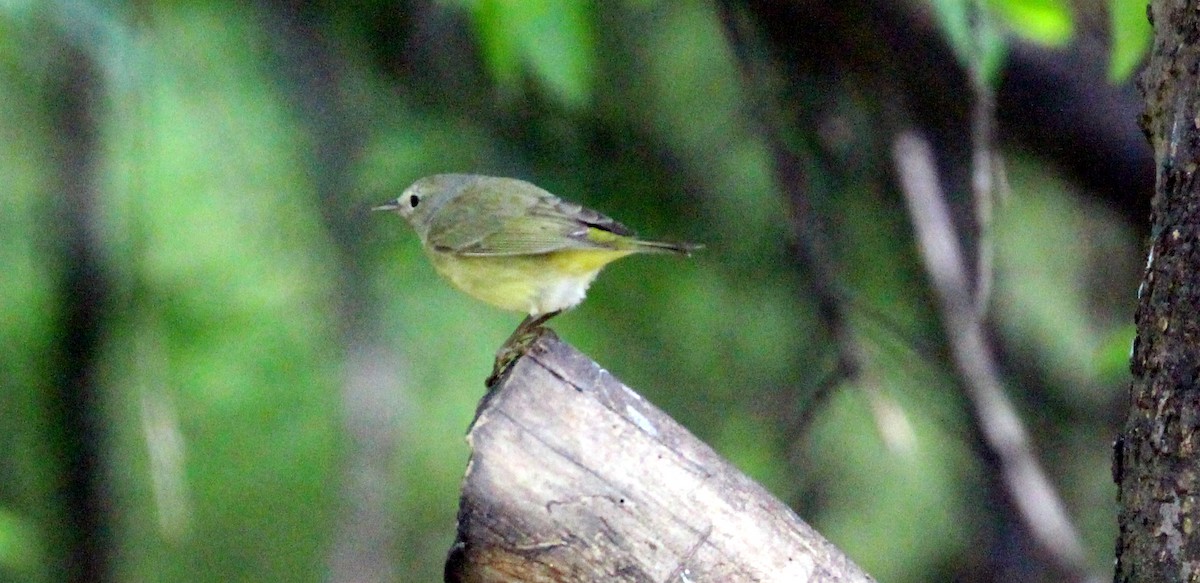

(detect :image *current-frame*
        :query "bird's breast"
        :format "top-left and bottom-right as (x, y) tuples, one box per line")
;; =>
(427, 248), (634, 316)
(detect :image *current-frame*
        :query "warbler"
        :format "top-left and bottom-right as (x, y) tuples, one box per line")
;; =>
(374, 174), (697, 376)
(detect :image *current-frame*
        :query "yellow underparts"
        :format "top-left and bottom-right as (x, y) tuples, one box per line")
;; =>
(428, 248), (636, 315)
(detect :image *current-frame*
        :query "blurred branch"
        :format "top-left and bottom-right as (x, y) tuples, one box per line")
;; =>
(447, 330), (876, 583)
(965, 0), (1003, 318)
(716, 0), (916, 453)
(891, 131), (1096, 583)
(719, 3), (1111, 578)
(47, 39), (113, 583)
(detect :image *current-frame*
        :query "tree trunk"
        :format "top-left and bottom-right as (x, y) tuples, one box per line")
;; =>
(1115, 2), (1200, 580)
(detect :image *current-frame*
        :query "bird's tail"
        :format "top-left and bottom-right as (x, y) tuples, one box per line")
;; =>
(633, 239), (703, 257)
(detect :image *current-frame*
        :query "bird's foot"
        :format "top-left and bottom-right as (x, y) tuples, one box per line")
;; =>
(486, 323), (557, 388)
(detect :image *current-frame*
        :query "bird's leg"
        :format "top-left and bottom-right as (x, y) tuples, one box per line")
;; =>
(487, 311), (562, 387)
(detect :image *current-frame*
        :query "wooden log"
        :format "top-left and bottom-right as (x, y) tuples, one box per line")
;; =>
(445, 330), (875, 583)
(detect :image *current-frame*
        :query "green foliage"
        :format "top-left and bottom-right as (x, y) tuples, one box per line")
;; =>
(103, 7), (344, 580)
(994, 155), (1137, 408)
(0, 508), (40, 574)
(992, 157), (1134, 565)
(0, 1), (1137, 581)
(987, 0), (1074, 46)
(926, 0), (1010, 83)
(932, 0), (1151, 84)
(807, 379), (974, 582)
(1109, 0), (1152, 81)
(454, 0), (595, 108)
(0, 12), (60, 583)
(1096, 324), (1137, 383)
(928, 0), (1075, 83)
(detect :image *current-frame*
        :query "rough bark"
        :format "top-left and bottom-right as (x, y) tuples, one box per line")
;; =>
(1115, 2), (1200, 581)
(446, 330), (874, 583)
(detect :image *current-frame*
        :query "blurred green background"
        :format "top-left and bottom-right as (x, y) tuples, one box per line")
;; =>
(1, 0), (1150, 581)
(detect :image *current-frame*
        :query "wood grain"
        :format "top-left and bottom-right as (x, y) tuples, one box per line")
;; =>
(446, 330), (874, 583)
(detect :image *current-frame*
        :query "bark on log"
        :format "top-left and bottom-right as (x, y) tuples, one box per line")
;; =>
(445, 330), (874, 583)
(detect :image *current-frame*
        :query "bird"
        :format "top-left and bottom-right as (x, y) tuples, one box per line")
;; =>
(374, 174), (698, 382)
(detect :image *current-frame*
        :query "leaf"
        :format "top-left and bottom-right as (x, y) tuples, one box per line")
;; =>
(926, 0), (975, 65)
(467, 0), (595, 108)
(926, 0), (1009, 84)
(519, 0), (594, 108)
(470, 0), (523, 91)
(1108, 0), (1152, 82)
(988, 0), (1074, 46)
(0, 508), (38, 571)
(1095, 324), (1137, 383)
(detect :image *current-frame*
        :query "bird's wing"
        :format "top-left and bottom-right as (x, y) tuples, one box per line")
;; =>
(427, 179), (633, 257)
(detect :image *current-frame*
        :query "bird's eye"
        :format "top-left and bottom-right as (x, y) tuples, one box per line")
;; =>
(409, 194), (420, 208)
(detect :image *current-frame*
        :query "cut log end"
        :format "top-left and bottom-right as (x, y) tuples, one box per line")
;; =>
(447, 330), (874, 583)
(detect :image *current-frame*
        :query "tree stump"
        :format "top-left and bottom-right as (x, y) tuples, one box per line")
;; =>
(445, 330), (874, 583)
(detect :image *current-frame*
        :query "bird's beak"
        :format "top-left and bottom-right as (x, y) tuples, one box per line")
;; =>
(372, 200), (400, 212)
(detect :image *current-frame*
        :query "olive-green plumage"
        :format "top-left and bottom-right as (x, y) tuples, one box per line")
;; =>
(374, 174), (696, 317)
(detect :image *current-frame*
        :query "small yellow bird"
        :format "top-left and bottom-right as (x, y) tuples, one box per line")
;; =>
(374, 174), (697, 376)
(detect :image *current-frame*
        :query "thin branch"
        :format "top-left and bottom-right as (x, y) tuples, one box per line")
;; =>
(716, 1), (914, 452)
(969, 83), (998, 317)
(891, 131), (1097, 582)
(965, 0), (1009, 318)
